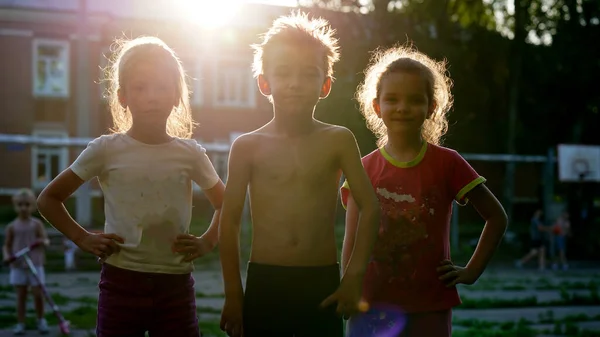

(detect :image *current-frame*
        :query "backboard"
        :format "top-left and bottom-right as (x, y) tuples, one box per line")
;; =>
(557, 144), (600, 182)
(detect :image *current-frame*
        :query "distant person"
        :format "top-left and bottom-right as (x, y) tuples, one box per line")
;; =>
(2, 189), (50, 335)
(552, 211), (571, 271)
(516, 209), (549, 271)
(63, 237), (78, 271)
(342, 45), (508, 337)
(37, 36), (225, 337)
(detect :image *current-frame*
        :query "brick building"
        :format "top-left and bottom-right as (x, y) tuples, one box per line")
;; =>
(0, 0), (290, 205)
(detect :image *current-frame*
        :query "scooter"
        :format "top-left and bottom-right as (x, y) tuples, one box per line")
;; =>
(5, 241), (70, 335)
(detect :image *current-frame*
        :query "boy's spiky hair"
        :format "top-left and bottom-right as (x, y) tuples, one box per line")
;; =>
(252, 11), (340, 78)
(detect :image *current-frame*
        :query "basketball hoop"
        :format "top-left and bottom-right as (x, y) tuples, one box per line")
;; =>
(557, 144), (600, 183)
(572, 158), (591, 181)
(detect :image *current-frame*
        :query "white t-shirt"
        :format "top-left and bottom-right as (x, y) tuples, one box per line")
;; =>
(70, 133), (220, 274)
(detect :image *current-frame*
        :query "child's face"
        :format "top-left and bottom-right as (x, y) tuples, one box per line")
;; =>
(13, 196), (34, 217)
(119, 60), (179, 129)
(375, 72), (431, 136)
(262, 44), (329, 114)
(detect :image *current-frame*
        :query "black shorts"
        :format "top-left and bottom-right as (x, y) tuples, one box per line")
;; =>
(243, 262), (343, 337)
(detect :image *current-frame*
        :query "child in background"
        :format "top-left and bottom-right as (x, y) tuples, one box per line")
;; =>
(342, 45), (508, 337)
(3, 189), (50, 335)
(63, 237), (77, 271)
(37, 36), (225, 337)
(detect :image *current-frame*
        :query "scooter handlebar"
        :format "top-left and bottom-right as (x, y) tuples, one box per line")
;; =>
(3, 241), (43, 265)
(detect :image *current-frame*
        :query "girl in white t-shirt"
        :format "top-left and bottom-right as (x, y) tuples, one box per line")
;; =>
(37, 36), (225, 337)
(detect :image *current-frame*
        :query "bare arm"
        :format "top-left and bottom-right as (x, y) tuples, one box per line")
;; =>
(37, 168), (90, 244)
(341, 193), (360, 275)
(199, 181), (225, 249)
(219, 136), (252, 297)
(2, 225), (14, 260)
(338, 129), (380, 278)
(464, 184), (508, 278)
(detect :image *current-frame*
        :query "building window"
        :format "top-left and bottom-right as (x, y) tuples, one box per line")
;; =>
(33, 39), (70, 98)
(31, 130), (69, 189)
(213, 59), (256, 108)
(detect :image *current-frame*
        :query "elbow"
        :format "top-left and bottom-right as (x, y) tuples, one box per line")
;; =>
(36, 194), (49, 215)
(492, 210), (509, 233)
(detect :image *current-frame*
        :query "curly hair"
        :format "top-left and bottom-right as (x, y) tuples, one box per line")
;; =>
(356, 44), (453, 147)
(252, 11), (340, 79)
(103, 36), (194, 139)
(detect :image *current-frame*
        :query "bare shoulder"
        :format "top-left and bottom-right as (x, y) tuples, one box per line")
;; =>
(315, 122), (356, 144)
(32, 217), (45, 228)
(4, 222), (14, 231)
(231, 130), (262, 150)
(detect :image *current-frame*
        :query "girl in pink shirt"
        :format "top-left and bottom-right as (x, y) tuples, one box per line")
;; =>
(2, 189), (50, 335)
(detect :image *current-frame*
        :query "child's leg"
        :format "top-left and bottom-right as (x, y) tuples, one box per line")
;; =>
(10, 268), (29, 324)
(96, 264), (150, 337)
(538, 246), (546, 270)
(148, 273), (199, 337)
(28, 266), (46, 319)
(15, 286), (28, 324)
(402, 309), (452, 337)
(31, 286), (45, 319)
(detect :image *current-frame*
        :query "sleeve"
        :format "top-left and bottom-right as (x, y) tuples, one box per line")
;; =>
(448, 150), (487, 206)
(70, 136), (106, 181)
(339, 178), (350, 210)
(191, 141), (220, 190)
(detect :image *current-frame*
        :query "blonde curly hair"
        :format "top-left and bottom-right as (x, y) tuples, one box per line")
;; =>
(103, 36), (194, 139)
(356, 44), (453, 147)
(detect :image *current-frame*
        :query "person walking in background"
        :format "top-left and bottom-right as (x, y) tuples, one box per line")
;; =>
(516, 209), (550, 271)
(552, 211), (571, 271)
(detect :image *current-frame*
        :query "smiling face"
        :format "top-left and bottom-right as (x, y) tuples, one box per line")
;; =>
(259, 43), (331, 116)
(374, 71), (433, 137)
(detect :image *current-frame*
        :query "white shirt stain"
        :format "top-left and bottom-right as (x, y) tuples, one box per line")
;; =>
(376, 187), (416, 203)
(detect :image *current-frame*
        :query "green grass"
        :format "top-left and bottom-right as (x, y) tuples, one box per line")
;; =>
(196, 291), (225, 298)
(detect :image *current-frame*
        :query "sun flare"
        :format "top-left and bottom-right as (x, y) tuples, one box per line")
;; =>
(178, 0), (244, 28)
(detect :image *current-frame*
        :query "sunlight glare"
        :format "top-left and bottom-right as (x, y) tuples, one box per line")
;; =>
(178, 0), (244, 28)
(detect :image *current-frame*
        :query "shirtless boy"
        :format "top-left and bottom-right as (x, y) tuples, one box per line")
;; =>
(218, 12), (381, 337)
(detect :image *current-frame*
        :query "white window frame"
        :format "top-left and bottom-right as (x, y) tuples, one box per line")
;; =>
(32, 38), (70, 98)
(212, 58), (256, 108)
(31, 130), (69, 190)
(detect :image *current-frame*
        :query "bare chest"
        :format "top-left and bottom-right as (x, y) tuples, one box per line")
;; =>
(252, 140), (338, 185)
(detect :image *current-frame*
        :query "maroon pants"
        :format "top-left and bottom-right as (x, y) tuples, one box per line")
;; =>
(400, 309), (452, 337)
(96, 263), (199, 337)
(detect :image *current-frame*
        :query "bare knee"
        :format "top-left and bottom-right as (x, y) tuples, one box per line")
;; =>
(31, 286), (43, 299)
(15, 286), (28, 299)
